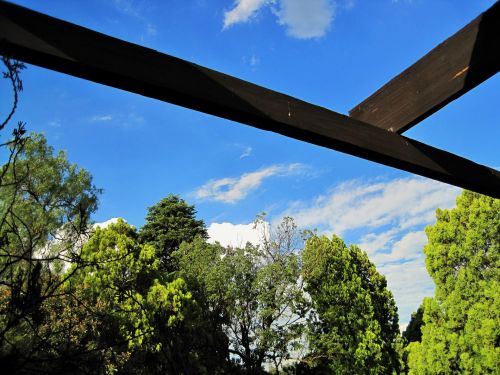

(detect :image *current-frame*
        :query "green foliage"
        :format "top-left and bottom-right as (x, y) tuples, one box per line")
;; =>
(139, 194), (208, 272)
(400, 304), (424, 374)
(407, 191), (500, 374)
(173, 216), (308, 373)
(402, 305), (424, 344)
(302, 234), (400, 374)
(67, 219), (192, 372)
(0, 133), (100, 370)
(0, 133), (100, 257)
(171, 238), (234, 374)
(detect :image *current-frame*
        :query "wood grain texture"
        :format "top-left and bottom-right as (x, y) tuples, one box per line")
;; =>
(1, 1), (499, 198)
(349, 2), (500, 133)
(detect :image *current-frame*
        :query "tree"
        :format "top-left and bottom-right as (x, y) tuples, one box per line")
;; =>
(302, 234), (400, 374)
(407, 191), (499, 374)
(138, 195), (229, 373)
(61, 219), (192, 373)
(0, 57), (27, 188)
(139, 194), (208, 272)
(173, 216), (308, 374)
(401, 304), (424, 373)
(171, 238), (235, 374)
(0, 133), (100, 371)
(402, 305), (424, 344)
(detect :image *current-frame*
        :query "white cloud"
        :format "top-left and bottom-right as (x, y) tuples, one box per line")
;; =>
(114, 0), (142, 18)
(113, 0), (157, 38)
(223, 0), (335, 39)
(89, 112), (144, 127)
(370, 230), (427, 265)
(223, 0), (270, 28)
(343, 0), (356, 11)
(240, 146), (253, 159)
(249, 55), (260, 67)
(208, 221), (267, 247)
(146, 23), (157, 36)
(195, 163), (304, 203)
(48, 120), (61, 128)
(358, 228), (399, 256)
(90, 114), (113, 122)
(283, 177), (459, 236)
(277, 176), (460, 325)
(379, 259), (434, 324)
(93, 217), (124, 229)
(274, 0), (335, 39)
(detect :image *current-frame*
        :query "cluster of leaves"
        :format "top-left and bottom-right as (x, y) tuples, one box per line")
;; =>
(301, 235), (401, 374)
(172, 216), (309, 373)
(404, 191), (499, 374)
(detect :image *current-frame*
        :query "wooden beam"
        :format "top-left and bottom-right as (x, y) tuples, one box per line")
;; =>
(349, 2), (500, 134)
(1, 2), (499, 198)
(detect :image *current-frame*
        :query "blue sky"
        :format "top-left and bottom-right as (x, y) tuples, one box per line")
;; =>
(2, 0), (498, 327)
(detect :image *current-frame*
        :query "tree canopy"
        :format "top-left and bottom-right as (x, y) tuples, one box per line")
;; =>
(302, 234), (400, 374)
(402, 305), (424, 344)
(407, 191), (500, 374)
(139, 194), (208, 272)
(0, 133), (100, 371)
(173, 216), (308, 374)
(65, 219), (192, 373)
(1, 67), (496, 373)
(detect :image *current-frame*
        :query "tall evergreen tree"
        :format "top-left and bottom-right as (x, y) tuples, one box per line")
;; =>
(403, 305), (424, 344)
(139, 194), (207, 272)
(407, 191), (500, 374)
(302, 235), (400, 374)
(139, 195), (228, 373)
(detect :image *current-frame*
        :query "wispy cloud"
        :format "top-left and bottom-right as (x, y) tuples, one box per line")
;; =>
(369, 230), (427, 264)
(276, 176), (460, 324)
(113, 0), (142, 18)
(146, 23), (157, 36)
(90, 115), (113, 122)
(282, 177), (459, 236)
(379, 257), (434, 328)
(240, 146), (253, 159)
(205, 175), (460, 324)
(88, 112), (144, 127)
(48, 120), (61, 128)
(223, 0), (270, 29)
(250, 55), (260, 69)
(242, 55), (261, 71)
(343, 0), (356, 11)
(113, 0), (157, 37)
(223, 0), (337, 39)
(195, 163), (305, 203)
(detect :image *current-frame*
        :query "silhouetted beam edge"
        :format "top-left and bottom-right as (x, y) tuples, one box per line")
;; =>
(350, 2), (500, 134)
(1, 1), (499, 198)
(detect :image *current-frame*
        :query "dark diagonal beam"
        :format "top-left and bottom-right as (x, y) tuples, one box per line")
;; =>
(349, 2), (500, 134)
(1, 2), (499, 198)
